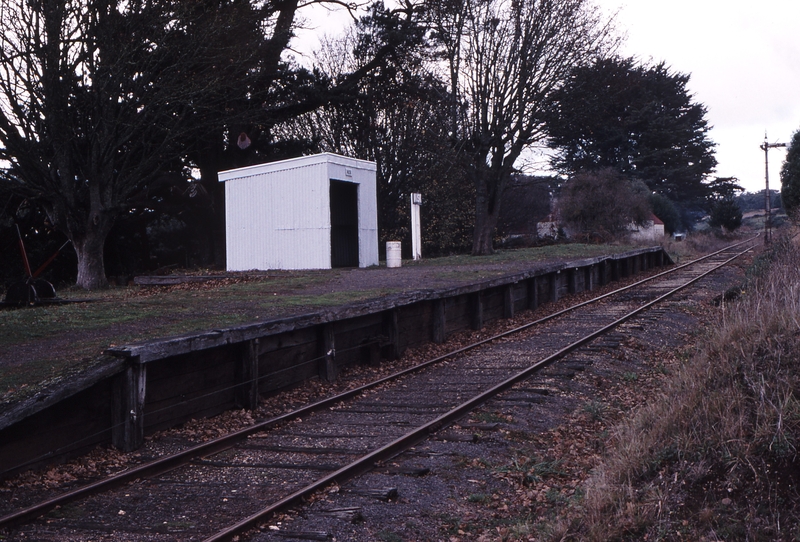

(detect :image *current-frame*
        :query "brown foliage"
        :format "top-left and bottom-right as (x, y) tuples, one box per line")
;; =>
(556, 169), (652, 242)
(554, 235), (800, 540)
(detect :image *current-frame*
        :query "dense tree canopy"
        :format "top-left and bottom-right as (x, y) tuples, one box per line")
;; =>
(649, 192), (682, 234)
(545, 57), (717, 204)
(736, 189), (781, 213)
(0, 0), (250, 288)
(706, 176), (743, 232)
(708, 199), (743, 231)
(0, 0), (417, 288)
(781, 129), (800, 219)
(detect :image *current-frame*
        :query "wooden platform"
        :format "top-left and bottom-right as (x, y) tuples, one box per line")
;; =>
(0, 247), (670, 477)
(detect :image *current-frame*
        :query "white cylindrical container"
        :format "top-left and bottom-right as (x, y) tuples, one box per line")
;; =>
(386, 241), (402, 268)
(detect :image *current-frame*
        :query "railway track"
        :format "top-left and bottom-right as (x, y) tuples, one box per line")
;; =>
(0, 239), (756, 541)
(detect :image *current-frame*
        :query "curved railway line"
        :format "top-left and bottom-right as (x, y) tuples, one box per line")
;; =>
(0, 238), (757, 541)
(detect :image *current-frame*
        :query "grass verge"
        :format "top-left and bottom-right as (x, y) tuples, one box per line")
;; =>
(548, 233), (800, 540)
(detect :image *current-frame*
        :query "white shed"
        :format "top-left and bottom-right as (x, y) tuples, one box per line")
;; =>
(219, 153), (379, 271)
(629, 213), (665, 242)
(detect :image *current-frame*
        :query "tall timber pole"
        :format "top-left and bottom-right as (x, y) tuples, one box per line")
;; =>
(760, 134), (787, 244)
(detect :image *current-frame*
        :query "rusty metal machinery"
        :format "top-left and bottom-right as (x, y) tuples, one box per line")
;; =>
(2, 224), (69, 306)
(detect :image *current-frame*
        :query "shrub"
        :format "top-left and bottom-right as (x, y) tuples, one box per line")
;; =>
(708, 198), (743, 231)
(780, 129), (800, 219)
(649, 193), (682, 233)
(556, 169), (651, 242)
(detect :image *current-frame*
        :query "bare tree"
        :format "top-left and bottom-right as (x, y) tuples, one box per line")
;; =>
(276, 4), (477, 256)
(430, 0), (617, 254)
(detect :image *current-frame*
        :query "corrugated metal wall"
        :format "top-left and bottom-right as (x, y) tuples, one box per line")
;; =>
(221, 154), (378, 271)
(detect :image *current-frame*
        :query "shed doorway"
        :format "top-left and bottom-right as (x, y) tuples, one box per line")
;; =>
(330, 180), (359, 267)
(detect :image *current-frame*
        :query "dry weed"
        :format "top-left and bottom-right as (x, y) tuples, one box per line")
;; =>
(554, 233), (800, 541)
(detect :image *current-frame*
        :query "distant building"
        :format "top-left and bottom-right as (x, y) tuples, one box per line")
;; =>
(536, 214), (561, 240)
(629, 213), (665, 242)
(220, 153), (379, 271)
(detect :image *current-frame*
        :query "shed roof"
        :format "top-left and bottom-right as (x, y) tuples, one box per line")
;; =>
(219, 152), (376, 182)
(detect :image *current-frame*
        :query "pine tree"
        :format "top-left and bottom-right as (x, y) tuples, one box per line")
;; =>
(546, 57), (717, 205)
(780, 129), (800, 219)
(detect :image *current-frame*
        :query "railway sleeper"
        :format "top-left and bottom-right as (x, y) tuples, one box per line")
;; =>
(561, 361), (590, 371)
(380, 465), (430, 477)
(457, 422), (500, 431)
(433, 432), (480, 443)
(349, 487), (398, 501)
(318, 506), (364, 522)
(191, 459), (340, 472)
(498, 393), (548, 404)
(540, 368), (577, 378)
(274, 530), (331, 541)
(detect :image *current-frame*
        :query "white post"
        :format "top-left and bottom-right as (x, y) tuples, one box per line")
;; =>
(411, 193), (422, 260)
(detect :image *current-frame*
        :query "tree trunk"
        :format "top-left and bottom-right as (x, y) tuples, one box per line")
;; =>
(472, 201), (500, 255)
(211, 178), (226, 269)
(198, 164), (226, 270)
(471, 165), (505, 256)
(73, 226), (112, 290)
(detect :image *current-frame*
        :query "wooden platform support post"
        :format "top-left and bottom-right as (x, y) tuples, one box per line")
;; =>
(471, 292), (484, 330)
(527, 276), (539, 310)
(550, 272), (560, 303)
(432, 299), (447, 344)
(235, 339), (259, 410)
(585, 265), (594, 291)
(320, 324), (337, 382)
(598, 261), (607, 286)
(383, 309), (402, 361)
(656, 250), (663, 267)
(112, 356), (146, 452)
(360, 339), (381, 367)
(503, 284), (515, 319)
(611, 259), (619, 282)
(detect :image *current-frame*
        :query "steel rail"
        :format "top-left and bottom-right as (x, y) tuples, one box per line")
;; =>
(0, 238), (756, 530)
(202, 243), (755, 542)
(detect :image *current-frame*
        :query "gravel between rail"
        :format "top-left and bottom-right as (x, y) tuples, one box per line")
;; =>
(244, 254), (751, 542)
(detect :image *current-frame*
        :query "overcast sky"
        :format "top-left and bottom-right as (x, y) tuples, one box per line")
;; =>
(297, 1), (800, 194)
(599, 0), (800, 193)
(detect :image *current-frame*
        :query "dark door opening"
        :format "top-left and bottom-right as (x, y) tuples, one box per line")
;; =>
(330, 180), (359, 268)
